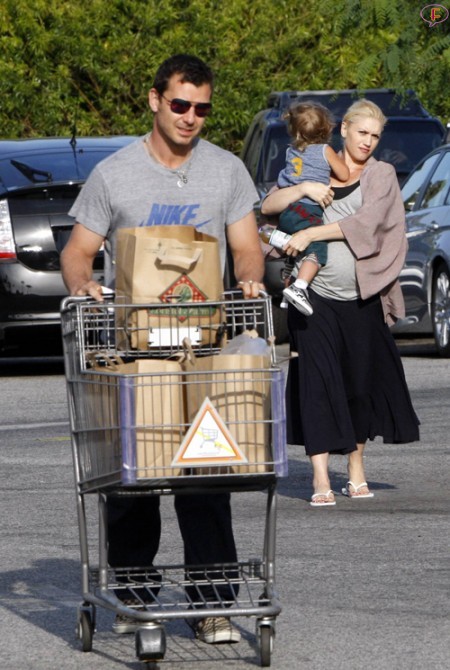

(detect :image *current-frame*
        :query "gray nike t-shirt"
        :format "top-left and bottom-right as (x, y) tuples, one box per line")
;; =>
(69, 136), (259, 287)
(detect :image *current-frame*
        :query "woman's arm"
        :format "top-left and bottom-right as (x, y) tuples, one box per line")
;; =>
(338, 162), (404, 260)
(284, 222), (344, 256)
(261, 181), (334, 215)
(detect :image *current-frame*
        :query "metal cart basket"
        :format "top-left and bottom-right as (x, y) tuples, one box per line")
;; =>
(61, 291), (287, 666)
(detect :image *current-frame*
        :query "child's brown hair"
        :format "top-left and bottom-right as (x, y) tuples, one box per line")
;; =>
(283, 101), (335, 151)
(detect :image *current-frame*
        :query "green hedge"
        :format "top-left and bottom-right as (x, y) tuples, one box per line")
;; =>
(0, 0), (448, 152)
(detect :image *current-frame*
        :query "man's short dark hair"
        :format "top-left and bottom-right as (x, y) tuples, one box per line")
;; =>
(152, 54), (214, 95)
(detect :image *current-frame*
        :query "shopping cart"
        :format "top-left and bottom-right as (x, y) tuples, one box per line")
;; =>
(61, 290), (287, 667)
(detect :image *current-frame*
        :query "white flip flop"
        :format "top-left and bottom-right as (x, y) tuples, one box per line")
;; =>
(310, 490), (336, 507)
(341, 481), (374, 499)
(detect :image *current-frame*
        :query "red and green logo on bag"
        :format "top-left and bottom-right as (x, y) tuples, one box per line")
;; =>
(156, 274), (216, 322)
(160, 274), (207, 304)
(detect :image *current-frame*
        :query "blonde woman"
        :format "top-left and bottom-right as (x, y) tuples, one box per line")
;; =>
(262, 100), (420, 507)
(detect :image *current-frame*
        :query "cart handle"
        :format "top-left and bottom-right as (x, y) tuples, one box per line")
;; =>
(60, 287), (115, 313)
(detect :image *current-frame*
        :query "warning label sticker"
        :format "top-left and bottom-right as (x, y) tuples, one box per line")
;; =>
(172, 397), (248, 468)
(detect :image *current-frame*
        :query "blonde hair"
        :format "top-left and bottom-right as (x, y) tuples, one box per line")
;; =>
(283, 102), (335, 151)
(342, 99), (387, 128)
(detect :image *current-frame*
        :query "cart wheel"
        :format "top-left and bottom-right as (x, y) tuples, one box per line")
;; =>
(135, 625), (166, 662)
(257, 623), (274, 667)
(77, 608), (94, 652)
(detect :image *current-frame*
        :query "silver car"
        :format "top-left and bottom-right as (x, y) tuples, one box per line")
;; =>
(0, 136), (136, 354)
(393, 143), (450, 356)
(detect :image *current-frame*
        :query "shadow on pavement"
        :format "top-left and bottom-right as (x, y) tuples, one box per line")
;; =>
(0, 557), (265, 668)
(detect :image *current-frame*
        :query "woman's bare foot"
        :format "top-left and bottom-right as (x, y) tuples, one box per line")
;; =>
(310, 490), (336, 507)
(347, 443), (371, 494)
(342, 481), (374, 498)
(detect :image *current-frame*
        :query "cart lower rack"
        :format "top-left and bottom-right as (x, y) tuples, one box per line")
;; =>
(62, 292), (286, 666)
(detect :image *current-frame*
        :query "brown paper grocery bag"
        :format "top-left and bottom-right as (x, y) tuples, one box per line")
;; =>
(87, 355), (186, 482)
(115, 226), (224, 349)
(115, 225), (223, 302)
(183, 351), (272, 474)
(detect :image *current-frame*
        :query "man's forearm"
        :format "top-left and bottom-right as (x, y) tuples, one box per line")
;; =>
(61, 248), (95, 295)
(225, 212), (265, 298)
(233, 249), (264, 284)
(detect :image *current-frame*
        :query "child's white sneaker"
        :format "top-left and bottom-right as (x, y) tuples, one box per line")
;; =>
(282, 285), (313, 316)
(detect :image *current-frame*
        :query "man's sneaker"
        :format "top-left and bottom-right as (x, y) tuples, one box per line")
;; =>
(282, 285), (313, 316)
(112, 600), (141, 634)
(194, 617), (241, 644)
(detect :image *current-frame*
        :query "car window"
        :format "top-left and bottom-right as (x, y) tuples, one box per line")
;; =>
(242, 125), (265, 182)
(375, 120), (444, 177)
(401, 153), (441, 211)
(263, 126), (291, 184)
(0, 148), (126, 192)
(420, 150), (450, 208)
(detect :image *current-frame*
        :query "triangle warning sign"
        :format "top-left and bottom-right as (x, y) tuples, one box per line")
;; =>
(172, 397), (248, 468)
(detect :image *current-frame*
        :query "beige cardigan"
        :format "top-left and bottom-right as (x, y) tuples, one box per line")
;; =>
(337, 157), (407, 325)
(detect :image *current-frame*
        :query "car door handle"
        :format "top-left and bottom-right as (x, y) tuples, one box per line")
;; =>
(407, 220), (439, 238)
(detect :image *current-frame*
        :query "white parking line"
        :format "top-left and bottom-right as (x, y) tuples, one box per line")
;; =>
(0, 421), (69, 431)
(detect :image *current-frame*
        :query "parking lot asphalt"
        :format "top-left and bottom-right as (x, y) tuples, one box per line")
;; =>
(0, 339), (449, 669)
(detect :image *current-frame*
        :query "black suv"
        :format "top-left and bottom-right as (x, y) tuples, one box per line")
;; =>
(0, 136), (136, 354)
(240, 88), (446, 340)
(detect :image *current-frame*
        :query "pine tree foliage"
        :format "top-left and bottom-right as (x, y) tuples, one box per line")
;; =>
(332, 0), (450, 115)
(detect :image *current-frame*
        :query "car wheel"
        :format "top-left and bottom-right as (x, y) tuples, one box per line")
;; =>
(432, 262), (450, 357)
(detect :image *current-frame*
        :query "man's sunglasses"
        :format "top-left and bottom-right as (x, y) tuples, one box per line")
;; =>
(161, 94), (212, 118)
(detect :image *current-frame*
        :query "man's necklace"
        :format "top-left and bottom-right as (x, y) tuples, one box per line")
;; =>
(175, 164), (191, 188)
(145, 136), (193, 189)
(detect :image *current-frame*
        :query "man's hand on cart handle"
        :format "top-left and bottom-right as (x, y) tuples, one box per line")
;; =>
(237, 280), (265, 299)
(74, 280), (106, 302)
